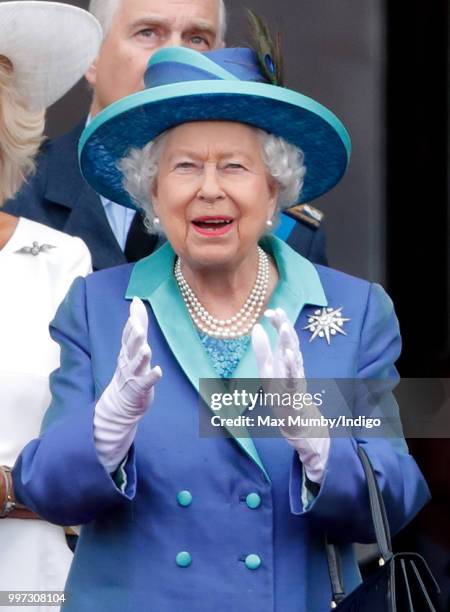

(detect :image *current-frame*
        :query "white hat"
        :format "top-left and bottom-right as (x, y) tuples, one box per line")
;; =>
(0, 1), (102, 111)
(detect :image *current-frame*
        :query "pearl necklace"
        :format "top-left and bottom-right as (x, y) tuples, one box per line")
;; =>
(175, 247), (270, 338)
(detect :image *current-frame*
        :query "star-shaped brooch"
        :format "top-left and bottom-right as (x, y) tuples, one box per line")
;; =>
(303, 307), (350, 344)
(15, 241), (56, 256)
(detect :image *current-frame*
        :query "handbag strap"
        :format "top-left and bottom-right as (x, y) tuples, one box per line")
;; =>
(326, 445), (394, 606)
(358, 445), (392, 557)
(325, 536), (346, 606)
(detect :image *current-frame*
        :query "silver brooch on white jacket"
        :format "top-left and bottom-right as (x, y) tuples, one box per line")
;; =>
(15, 241), (56, 256)
(303, 307), (350, 344)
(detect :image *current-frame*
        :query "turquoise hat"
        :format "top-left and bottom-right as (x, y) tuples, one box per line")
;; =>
(79, 46), (351, 210)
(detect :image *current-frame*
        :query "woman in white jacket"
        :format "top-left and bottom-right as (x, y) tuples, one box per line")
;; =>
(0, 3), (101, 608)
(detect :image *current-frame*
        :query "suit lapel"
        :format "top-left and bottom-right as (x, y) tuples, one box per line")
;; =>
(64, 183), (125, 270)
(126, 244), (270, 480)
(44, 121), (126, 270)
(226, 236), (328, 415)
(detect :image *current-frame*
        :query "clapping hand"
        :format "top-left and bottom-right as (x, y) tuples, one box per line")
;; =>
(252, 308), (329, 484)
(93, 298), (162, 473)
(114, 298), (162, 413)
(252, 307), (306, 385)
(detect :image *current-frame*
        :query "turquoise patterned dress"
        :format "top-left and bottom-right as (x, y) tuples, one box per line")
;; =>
(197, 332), (251, 378)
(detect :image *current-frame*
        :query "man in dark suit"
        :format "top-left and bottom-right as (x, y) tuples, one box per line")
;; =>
(4, 0), (327, 270)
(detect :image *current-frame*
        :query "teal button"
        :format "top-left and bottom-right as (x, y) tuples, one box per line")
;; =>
(176, 551), (192, 567)
(246, 493), (261, 509)
(245, 554), (261, 570)
(177, 490), (193, 507)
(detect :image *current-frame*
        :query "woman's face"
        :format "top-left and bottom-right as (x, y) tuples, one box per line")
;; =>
(152, 121), (278, 270)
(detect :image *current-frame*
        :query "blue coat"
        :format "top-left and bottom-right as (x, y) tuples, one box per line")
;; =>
(3, 124), (328, 270)
(13, 237), (429, 612)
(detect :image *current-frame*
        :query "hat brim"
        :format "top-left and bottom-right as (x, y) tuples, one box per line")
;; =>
(79, 80), (351, 209)
(0, 1), (101, 111)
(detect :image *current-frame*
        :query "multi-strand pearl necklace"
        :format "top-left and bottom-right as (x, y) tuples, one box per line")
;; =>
(174, 247), (270, 338)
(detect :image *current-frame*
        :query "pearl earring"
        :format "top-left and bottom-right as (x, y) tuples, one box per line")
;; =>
(153, 217), (160, 227)
(266, 219), (273, 228)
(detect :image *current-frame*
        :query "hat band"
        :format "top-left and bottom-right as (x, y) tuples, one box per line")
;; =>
(144, 46), (267, 89)
(146, 63), (225, 88)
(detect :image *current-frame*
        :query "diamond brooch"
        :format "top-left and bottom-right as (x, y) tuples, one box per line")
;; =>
(303, 307), (350, 344)
(15, 242), (56, 256)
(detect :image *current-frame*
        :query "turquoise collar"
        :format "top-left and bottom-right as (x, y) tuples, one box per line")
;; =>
(126, 235), (327, 306)
(125, 236), (327, 480)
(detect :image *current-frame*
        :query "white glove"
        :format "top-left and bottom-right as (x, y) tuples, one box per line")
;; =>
(251, 308), (330, 484)
(93, 298), (162, 473)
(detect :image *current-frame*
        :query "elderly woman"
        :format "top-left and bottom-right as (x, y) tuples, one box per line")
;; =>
(0, 1), (100, 605)
(13, 47), (429, 611)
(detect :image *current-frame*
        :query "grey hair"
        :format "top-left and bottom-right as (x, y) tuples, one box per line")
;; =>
(88, 0), (121, 38)
(89, 0), (227, 43)
(217, 0), (227, 43)
(119, 126), (306, 233)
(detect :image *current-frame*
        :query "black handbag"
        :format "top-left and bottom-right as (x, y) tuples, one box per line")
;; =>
(325, 445), (441, 611)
